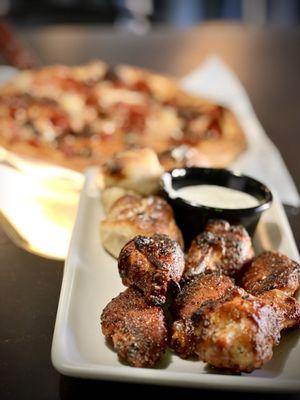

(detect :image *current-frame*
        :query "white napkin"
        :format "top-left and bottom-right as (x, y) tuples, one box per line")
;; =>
(0, 57), (299, 260)
(0, 164), (80, 259)
(181, 56), (300, 207)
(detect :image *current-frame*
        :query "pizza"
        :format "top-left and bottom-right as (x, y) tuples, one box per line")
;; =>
(0, 61), (246, 171)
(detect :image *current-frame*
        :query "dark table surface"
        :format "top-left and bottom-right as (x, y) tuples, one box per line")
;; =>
(0, 22), (300, 400)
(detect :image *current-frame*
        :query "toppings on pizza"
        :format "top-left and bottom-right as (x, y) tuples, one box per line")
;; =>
(0, 61), (246, 170)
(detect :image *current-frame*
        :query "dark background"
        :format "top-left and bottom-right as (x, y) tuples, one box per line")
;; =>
(3, 0), (300, 27)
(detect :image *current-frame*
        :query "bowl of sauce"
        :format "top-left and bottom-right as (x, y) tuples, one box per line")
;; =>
(160, 167), (273, 246)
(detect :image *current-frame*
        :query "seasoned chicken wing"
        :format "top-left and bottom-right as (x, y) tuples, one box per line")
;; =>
(100, 194), (184, 258)
(240, 251), (300, 296)
(184, 220), (254, 279)
(240, 252), (300, 331)
(171, 273), (234, 358)
(172, 273), (235, 320)
(118, 234), (185, 305)
(259, 289), (300, 330)
(101, 287), (168, 368)
(193, 288), (281, 373)
(174, 251), (300, 370)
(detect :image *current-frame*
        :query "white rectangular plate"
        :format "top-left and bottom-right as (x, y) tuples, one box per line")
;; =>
(52, 168), (300, 392)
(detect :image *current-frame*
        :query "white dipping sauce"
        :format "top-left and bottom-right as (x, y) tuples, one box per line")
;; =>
(173, 184), (259, 209)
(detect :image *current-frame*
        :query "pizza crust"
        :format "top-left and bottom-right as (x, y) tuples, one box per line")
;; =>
(196, 109), (246, 167)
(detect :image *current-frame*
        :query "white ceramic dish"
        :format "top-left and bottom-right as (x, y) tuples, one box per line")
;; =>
(51, 168), (300, 392)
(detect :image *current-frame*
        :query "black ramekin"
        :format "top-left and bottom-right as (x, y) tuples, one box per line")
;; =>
(160, 167), (273, 247)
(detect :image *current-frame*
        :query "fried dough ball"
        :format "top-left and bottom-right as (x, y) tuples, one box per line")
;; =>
(184, 220), (254, 279)
(171, 273), (234, 358)
(118, 234), (185, 305)
(240, 251), (300, 296)
(100, 194), (184, 258)
(101, 287), (168, 368)
(193, 288), (281, 373)
(101, 148), (164, 196)
(101, 186), (136, 213)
